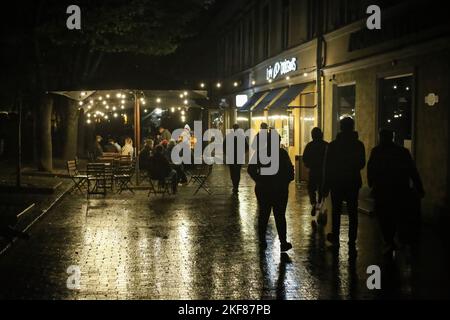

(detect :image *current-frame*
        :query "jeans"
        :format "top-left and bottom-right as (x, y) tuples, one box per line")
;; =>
(255, 186), (289, 244)
(229, 165), (242, 190)
(330, 187), (360, 243)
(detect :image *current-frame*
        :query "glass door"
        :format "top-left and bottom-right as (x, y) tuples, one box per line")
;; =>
(378, 75), (413, 152)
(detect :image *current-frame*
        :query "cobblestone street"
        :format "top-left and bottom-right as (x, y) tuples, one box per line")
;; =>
(0, 166), (449, 300)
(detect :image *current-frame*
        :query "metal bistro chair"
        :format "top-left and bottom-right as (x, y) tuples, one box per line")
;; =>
(66, 160), (87, 194)
(114, 164), (134, 194)
(86, 163), (108, 199)
(147, 169), (172, 197)
(191, 164), (213, 195)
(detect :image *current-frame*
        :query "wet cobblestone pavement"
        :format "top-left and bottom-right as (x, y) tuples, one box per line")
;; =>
(0, 165), (449, 300)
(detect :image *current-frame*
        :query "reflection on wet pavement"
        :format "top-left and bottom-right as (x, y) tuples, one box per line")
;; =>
(0, 165), (448, 299)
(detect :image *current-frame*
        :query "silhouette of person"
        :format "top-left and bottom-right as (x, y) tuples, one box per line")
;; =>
(303, 127), (328, 216)
(367, 129), (424, 258)
(248, 131), (294, 252)
(223, 124), (248, 194)
(324, 117), (365, 249)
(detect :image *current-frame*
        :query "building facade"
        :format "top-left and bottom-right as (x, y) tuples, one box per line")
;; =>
(208, 0), (450, 222)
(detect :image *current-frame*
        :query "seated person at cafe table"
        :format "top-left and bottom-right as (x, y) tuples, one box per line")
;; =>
(149, 145), (178, 194)
(104, 138), (121, 153)
(121, 137), (134, 158)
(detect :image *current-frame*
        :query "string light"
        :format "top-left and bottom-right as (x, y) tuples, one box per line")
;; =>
(216, 82), (222, 88)
(200, 83), (205, 88)
(233, 82), (238, 87)
(78, 101), (83, 106)
(86, 119), (91, 124)
(98, 96), (103, 100)
(171, 107), (175, 113)
(252, 80), (256, 85)
(105, 106), (109, 110)
(116, 93), (122, 98)
(106, 94), (110, 98)
(121, 105), (125, 110)
(81, 92), (86, 97)
(286, 76), (290, 80)
(102, 101), (107, 105)
(114, 113), (118, 118)
(303, 72), (308, 77)
(156, 98), (161, 103)
(183, 91), (188, 96)
(184, 100), (188, 105)
(112, 107), (117, 111)
(179, 94), (184, 98)
(121, 100), (125, 104)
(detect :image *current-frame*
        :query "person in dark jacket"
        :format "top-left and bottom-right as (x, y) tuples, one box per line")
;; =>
(149, 145), (178, 194)
(324, 117), (366, 249)
(248, 132), (295, 252)
(224, 124), (248, 194)
(367, 129), (424, 257)
(303, 127), (328, 216)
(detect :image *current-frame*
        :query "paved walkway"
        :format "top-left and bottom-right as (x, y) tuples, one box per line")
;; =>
(0, 165), (449, 299)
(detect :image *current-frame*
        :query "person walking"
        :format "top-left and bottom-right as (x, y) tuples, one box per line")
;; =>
(248, 132), (294, 252)
(367, 129), (424, 258)
(303, 127), (328, 216)
(224, 124), (247, 194)
(324, 117), (365, 250)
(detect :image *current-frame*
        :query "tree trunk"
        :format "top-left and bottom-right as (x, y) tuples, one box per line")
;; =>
(62, 100), (79, 161)
(77, 109), (85, 158)
(38, 94), (53, 172)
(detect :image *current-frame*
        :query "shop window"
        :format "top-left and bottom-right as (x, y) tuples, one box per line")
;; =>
(300, 93), (317, 155)
(281, 0), (290, 50)
(378, 76), (413, 151)
(262, 5), (270, 58)
(333, 84), (356, 138)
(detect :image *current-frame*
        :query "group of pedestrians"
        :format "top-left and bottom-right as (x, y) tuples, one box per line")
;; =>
(227, 117), (424, 258)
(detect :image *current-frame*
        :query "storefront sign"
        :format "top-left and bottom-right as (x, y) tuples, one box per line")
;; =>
(266, 58), (297, 81)
(235, 94), (248, 108)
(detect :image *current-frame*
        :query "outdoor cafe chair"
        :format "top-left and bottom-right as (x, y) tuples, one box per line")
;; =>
(114, 165), (134, 194)
(86, 163), (108, 199)
(66, 160), (87, 194)
(147, 171), (172, 197)
(191, 164), (213, 195)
